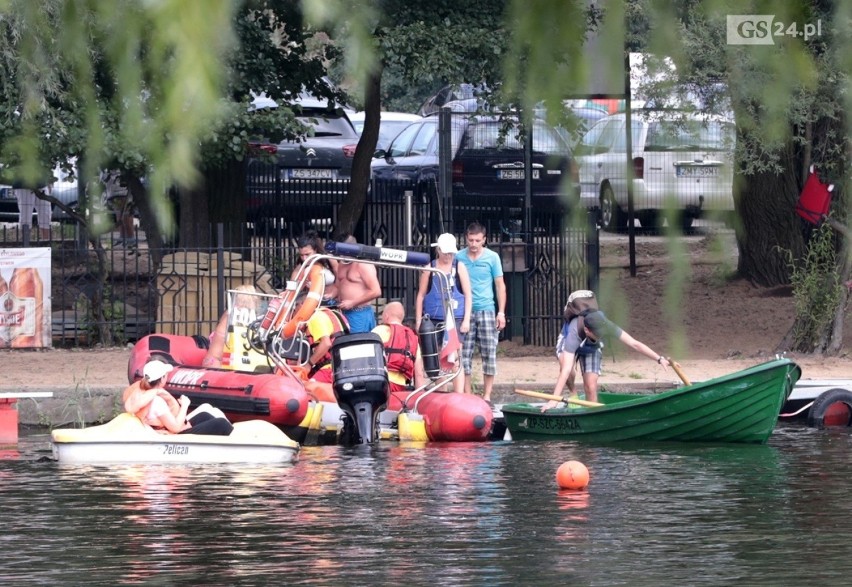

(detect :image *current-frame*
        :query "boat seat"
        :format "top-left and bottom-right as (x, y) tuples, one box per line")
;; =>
(272, 335), (310, 362)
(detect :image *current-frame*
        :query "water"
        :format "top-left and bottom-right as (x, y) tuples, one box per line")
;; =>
(3, 423), (852, 586)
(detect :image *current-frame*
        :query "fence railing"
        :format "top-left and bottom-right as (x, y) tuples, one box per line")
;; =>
(0, 179), (599, 348)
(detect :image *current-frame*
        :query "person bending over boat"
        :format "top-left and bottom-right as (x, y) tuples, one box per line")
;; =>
(372, 302), (426, 393)
(541, 310), (670, 411)
(123, 360), (234, 435)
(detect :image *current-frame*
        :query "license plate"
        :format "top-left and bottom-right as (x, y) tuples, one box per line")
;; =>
(676, 165), (719, 178)
(288, 168), (334, 179)
(497, 169), (540, 180)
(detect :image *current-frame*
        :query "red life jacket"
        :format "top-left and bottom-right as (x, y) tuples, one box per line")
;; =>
(385, 323), (417, 383)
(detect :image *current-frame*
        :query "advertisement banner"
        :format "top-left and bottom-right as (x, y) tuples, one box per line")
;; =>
(0, 248), (52, 349)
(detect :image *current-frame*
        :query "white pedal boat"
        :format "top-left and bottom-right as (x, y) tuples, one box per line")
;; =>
(51, 413), (300, 464)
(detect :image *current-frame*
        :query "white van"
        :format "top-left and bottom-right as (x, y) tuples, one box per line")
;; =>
(575, 110), (735, 230)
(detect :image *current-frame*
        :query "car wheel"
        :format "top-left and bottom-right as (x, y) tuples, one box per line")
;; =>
(637, 210), (660, 230)
(600, 185), (625, 232)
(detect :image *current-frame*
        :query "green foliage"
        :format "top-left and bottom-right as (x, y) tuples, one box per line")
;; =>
(784, 222), (842, 351)
(74, 285), (126, 345)
(307, 0), (511, 112)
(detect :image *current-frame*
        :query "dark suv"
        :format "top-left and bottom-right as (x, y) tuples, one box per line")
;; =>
(371, 113), (579, 212)
(246, 95), (359, 223)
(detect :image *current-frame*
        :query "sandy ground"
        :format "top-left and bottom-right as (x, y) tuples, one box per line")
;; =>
(2, 229), (851, 399)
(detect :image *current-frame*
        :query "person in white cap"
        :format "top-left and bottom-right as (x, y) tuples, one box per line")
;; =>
(415, 233), (471, 393)
(122, 360), (233, 435)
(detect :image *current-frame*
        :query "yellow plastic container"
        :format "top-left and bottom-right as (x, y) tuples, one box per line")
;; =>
(397, 412), (428, 441)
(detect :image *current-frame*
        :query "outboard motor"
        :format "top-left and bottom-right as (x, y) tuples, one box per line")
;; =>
(331, 333), (389, 445)
(418, 315), (442, 379)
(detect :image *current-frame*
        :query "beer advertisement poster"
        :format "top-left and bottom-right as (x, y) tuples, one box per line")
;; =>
(0, 247), (52, 349)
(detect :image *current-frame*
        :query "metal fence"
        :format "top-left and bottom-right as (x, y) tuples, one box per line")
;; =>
(0, 174), (598, 349)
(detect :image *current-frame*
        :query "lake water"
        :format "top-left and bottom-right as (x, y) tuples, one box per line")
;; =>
(2, 423), (852, 585)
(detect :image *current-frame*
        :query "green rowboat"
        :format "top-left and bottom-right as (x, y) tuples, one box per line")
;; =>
(502, 359), (801, 444)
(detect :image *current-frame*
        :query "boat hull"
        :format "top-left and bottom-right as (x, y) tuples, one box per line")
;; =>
(51, 414), (300, 464)
(502, 359), (801, 444)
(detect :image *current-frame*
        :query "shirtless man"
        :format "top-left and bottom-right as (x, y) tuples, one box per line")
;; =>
(335, 234), (382, 333)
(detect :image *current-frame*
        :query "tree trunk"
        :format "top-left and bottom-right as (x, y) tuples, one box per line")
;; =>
(735, 142), (806, 287)
(174, 160), (247, 250)
(207, 159), (248, 249)
(334, 65), (383, 240)
(178, 180), (212, 249)
(128, 176), (171, 267)
(826, 238), (852, 355)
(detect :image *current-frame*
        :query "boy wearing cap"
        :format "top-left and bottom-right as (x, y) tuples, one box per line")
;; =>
(542, 309), (670, 410)
(456, 222), (506, 403)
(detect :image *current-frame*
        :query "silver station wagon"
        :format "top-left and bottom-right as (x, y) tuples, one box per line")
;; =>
(575, 110), (736, 231)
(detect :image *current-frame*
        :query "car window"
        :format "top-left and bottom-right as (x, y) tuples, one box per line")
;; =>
(592, 119), (622, 151)
(458, 119), (569, 155)
(466, 121), (523, 150)
(298, 109), (357, 138)
(610, 121), (644, 152)
(409, 122), (437, 156)
(577, 118), (613, 153)
(531, 121), (570, 154)
(579, 119), (605, 146)
(387, 122), (422, 158)
(644, 119), (735, 152)
(381, 120), (418, 149)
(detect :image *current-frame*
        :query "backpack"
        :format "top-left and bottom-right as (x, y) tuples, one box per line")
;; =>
(426, 258), (458, 294)
(563, 290), (599, 336)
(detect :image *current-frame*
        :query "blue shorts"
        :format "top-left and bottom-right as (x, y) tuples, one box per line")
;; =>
(343, 306), (377, 334)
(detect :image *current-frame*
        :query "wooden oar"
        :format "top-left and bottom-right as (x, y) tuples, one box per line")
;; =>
(515, 389), (604, 408)
(669, 359), (692, 386)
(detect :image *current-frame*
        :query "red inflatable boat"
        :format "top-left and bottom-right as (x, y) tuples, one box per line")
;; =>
(129, 332), (492, 442)
(128, 333), (310, 428)
(129, 246), (496, 443)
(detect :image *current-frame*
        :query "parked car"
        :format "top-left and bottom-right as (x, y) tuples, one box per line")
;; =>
(0, 162), (81, 224)
(417, 83), (488, 116)
(574, 110), (736, 231)
(535, 101), (610, 148)
(348, 111), (423, 152)
(371, 113), (580, 213)
(246, 93), (359, 223)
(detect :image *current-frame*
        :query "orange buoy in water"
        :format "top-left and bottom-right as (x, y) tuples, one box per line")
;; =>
(556, 460), (590, 490)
